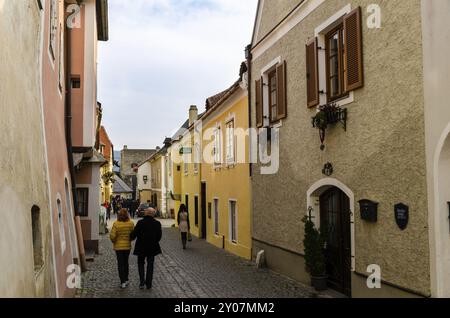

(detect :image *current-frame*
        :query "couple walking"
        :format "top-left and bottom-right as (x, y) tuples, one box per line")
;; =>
(110, 208), (162, 290)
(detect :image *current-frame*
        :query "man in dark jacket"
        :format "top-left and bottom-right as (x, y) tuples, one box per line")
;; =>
(130, 208), (162, 289)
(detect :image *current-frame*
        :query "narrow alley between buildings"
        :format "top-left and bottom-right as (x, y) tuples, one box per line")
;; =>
(76, 218), (330, 299)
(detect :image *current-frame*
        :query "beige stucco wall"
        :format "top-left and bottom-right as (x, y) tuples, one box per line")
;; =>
(254, 0), (303, 44)
(0, 0), (56, 297)
(251, 0), (430, 296)
(421, 0), (450, 298)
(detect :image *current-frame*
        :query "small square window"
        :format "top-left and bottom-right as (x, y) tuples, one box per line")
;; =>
(71, 77), (81, 89)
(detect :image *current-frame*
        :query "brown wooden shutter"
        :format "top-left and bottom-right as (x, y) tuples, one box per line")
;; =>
(306, 38), (319, 108)
(255, 78), (263, 128)
(276, 61), (287, 120)
(344, 7), (364, 92)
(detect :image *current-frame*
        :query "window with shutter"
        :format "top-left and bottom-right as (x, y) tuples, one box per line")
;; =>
(255, 79), (263, 128)
(344, 7), (364, 92)
(306, 38), (319, 108)
(276, 61), (287, 120)
(325, 24), (346, 102)
(268, 70), (278, 123)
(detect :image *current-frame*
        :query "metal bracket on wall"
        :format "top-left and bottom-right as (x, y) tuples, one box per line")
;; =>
(448, 202), (450, 232)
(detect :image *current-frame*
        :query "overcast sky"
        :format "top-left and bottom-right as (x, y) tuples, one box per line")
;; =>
(98, 0), (258, 150)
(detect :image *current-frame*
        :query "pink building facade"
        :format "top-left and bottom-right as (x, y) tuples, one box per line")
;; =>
(69, 0), (109, 255)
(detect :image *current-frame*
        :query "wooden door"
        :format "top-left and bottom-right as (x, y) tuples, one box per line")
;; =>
(320, 187), (352, 297)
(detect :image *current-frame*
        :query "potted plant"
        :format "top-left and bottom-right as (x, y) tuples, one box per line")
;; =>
(302, 215), (328, 291)
(312, 102), (347, 151)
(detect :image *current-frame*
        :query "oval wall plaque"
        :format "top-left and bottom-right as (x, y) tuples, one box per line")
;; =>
(394, 203), (409, 231)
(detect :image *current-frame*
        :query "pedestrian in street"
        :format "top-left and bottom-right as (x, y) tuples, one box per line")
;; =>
(110, 208), (135, 289)
(130, 208), (162, 290)
(177, 204), (191, 250)
(106, 202), (111, 221)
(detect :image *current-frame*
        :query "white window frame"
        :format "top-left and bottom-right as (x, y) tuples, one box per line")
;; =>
(49, 0), (58, 62)
(214, 198), (219, 236)
(314, 4), (354, 108)
(194, 142), (201, 174)
(56, 195), (66, 254)
(214, 125), (222, 167)
(229, 200), (238, 244)
(225, 119), (236, 165)
(260, 56), (282, 128)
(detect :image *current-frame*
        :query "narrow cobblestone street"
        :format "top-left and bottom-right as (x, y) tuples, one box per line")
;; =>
(76, 219), (324, 298)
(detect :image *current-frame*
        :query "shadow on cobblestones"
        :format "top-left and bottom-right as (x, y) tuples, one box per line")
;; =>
(77, 227), (323, 298)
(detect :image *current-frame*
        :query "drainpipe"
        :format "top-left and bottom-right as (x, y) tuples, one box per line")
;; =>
(245, 44), (253, 178)
(65, 6), (87, 272)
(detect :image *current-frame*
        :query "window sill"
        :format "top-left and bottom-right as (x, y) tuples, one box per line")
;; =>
(225, 162), (236, 168)
(327, 91), (354, 108)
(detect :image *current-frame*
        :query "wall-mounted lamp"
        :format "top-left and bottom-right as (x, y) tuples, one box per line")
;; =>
(143, 176), (148, 184)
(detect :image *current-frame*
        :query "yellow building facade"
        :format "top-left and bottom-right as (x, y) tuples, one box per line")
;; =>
(167, 137), (183, 221)
(179, 115), (203, 238)
(201, 82), (252, 260)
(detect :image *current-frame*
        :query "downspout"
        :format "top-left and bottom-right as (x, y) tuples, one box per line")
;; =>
(245, 44), (253, 178)
(65, 5), (87, 272)
(246, 44), (254, 260)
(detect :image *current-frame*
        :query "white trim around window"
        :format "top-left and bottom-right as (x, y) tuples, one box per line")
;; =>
(260, 56), (282, 128)
(213, 197), (220, 236)
(228, 199), (238, 244)
(314, 4), (355, 108)
(225, 118), (236, 166)
(214, 124), (223, 168)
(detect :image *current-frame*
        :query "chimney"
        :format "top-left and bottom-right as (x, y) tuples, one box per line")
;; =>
(123, 145), (128, 150)
(189, 105), (198, 126)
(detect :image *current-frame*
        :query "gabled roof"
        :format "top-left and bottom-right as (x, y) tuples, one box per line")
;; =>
(206, 89), (230, 111)
(113, 175), (132, 194)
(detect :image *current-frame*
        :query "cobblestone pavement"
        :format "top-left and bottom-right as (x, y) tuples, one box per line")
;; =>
(76, 221), (327, 298)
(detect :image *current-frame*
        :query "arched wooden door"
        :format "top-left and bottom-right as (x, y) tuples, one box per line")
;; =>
(320, 187), (352, 297)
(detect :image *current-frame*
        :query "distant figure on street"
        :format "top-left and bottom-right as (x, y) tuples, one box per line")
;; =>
(105, 202), (111, 221)
(110, 208), (135, 289)
(130, 208), (162, 290)
(177, 204), (191, 250)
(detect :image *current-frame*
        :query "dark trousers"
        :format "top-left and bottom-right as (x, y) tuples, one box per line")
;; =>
(138, 255), (155, 288)
(181, 232), (187, 248)
(115, 250), (130, 284)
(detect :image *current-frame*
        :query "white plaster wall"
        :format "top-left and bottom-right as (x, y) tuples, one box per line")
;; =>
(421, 0), (450, 298)
(83, 0), (96, 147)
(0, 0), (55, 297)
(138, 162), (152, 191)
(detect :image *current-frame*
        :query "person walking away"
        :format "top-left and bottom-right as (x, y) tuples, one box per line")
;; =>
(110, 209), (135, 289)
(130, 208), (162, 290)
(177, 204), (190, 250)
(106, 202), (111, 221)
